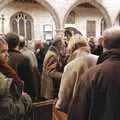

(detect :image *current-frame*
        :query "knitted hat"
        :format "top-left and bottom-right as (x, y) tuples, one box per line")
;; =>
(68, 34), (88, 52)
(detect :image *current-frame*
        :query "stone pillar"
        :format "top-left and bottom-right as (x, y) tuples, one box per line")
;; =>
(1, 14), (4, 35)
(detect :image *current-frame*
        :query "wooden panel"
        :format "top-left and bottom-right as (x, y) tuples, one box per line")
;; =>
(32, 100), (54, 120)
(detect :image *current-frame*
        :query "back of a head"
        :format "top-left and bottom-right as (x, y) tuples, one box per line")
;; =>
(5, 32), (19, 50)
(68, 34), (88, 53)
(52, 37), (62, 46)
(103, 27), (120, 50)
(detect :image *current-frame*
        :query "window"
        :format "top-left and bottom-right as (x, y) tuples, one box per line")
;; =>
(66, 11), (75, 24)
(101, 18), (106, 35)
(87, 20), (96, 37)
(10, 12), (33, 41)
(43, 24), (53, 42)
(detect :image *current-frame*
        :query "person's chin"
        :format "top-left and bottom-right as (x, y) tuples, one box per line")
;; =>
(4, 59), (8, 63)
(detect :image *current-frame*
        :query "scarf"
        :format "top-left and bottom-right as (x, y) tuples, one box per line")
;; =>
(0, 60), (24, 87)
(97, 50), (120, 64)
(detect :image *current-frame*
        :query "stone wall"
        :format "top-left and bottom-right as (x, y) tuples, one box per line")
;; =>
(0, 0), (120, 39)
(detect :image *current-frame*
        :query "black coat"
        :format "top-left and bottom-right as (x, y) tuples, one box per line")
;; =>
(8, 50), (36, 100)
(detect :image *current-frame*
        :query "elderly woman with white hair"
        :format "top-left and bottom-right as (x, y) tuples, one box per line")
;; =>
(55, 34), (98, 116)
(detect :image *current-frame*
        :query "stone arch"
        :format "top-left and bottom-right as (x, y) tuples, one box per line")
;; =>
(35, 0), (60, 31)
(63, 0), (112, 28)
(113, 11), (120, 26)
(0, 0), (60, 31)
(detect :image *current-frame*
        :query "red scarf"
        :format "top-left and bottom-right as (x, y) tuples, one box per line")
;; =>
(0, 60), (24, 87)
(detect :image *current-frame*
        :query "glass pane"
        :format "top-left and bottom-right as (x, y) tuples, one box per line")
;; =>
(12, 20), (18, 34)
(87, 20), (96, 37)
(11, 12), (33, 40)
(26, 20), (32, 40)
(19, 18), (25, 36)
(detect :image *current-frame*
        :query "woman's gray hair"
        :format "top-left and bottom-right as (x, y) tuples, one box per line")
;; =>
(0, 37), (7, 45)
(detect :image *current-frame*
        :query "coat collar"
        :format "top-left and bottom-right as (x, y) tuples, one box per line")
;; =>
(97, 50), (120, 64)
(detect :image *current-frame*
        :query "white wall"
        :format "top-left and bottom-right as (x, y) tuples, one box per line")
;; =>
(64, 7), (103, 38)
(0, 1), (55, 41)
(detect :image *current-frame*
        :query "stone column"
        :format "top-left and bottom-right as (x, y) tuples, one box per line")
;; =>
(1, 14), (4, 34)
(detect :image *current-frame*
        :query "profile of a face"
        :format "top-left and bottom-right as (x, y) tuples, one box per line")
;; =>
(0, 42), (8, 63)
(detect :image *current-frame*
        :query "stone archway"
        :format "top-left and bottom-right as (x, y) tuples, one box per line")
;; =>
(113, 11), (120, 26)
(0, 0), (60, 31)
(63, 0), (112, 28)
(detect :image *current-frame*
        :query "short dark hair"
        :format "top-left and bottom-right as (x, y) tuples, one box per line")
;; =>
(5, 32), (20, 50)
(103, 27), (120, 49)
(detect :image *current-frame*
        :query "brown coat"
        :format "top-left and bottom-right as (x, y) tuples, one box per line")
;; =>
(41, 46), (63, 99)
(55, 47), (98, 113)
(69, 50), (120, 120)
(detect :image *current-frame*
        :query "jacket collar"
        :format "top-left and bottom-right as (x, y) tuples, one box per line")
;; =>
(97, 50), (120, 64)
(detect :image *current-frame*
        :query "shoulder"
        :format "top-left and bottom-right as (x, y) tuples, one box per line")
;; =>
(87, 54), (98, 64)
(64, 57), (85, 72)
(44, 50), (57, 62)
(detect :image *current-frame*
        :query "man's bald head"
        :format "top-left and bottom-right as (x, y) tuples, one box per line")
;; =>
(102, 27), (120, 50)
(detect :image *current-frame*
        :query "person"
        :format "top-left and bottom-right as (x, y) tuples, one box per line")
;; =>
(0, 37), (32, 120)
(69, 27), (120, 120)
(88, 37), (96, 54)
(19, 36), (41, 100)
(92, 36), (103, 55)
(41, 37), (64, 99)
(55, 34), (98, 116)
(5, 32), (36, 100)
(34, 40), (49, 73)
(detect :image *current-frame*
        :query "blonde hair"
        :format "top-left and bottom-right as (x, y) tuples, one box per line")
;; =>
(68, 34), (88, 53)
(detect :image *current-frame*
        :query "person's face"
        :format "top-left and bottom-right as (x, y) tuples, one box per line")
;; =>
(0, 43), (8, 63)
(57, 40), (64, 49)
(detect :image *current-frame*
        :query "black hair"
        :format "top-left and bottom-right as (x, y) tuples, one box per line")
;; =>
(5, 32), (20, 50)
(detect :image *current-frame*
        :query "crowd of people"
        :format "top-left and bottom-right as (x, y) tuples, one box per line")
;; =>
(0, 26), (120, 120)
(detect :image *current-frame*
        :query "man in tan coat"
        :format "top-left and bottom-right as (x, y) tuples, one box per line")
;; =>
(55, 34), (98, 114)
(41, 37), (64, 99)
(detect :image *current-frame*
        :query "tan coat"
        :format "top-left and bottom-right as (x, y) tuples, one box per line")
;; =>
(55, 47), (98, 112)
(41, 46), (63, 99)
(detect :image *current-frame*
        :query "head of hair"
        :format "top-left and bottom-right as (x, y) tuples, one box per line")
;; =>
(0, 37), (7, 46)
(102, 27), (120, 50)
(68, 34), (88, 53)
(34, 40), (41, 51)
(5, 32), (20, 50)
(52, 37), (62, 46)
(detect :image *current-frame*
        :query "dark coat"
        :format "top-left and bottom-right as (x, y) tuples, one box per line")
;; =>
(8, 49), (36, 100)
(69, 50), (120, 120)
(0, 72), (32, 120)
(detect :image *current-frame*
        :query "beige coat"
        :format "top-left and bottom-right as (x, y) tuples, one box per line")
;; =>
(41, 46), (63, 99)
(55, 47), (98, 112)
